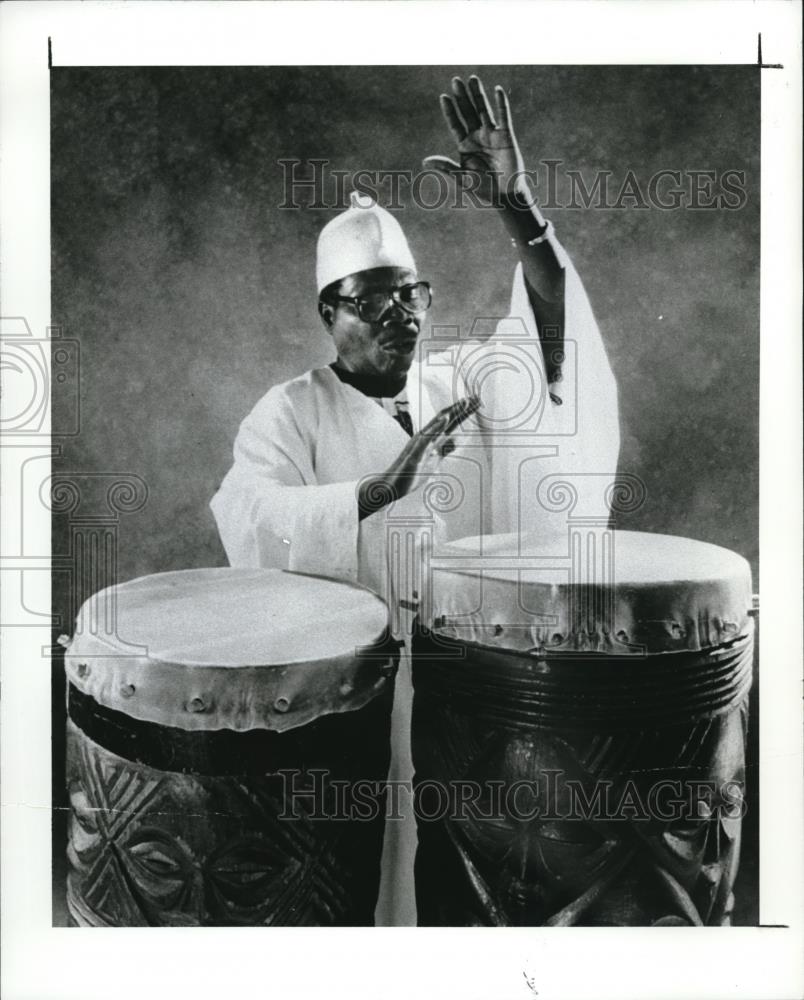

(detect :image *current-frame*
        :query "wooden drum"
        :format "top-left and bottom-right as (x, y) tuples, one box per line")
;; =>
(412, 531), (754, 926)
(63, 568), (397, 926)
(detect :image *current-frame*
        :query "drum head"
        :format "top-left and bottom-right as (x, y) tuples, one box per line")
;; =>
(425, 530), (753, 655)
(74, 567), (388, 666)
(65, 568), (393, 733)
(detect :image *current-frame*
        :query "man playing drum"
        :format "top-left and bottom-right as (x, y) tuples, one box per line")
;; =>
(211, 75), (620, 925)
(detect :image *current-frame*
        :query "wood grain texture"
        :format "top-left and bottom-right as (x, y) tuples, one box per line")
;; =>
(412, 627), (749, 926)
(66, 687), (393, 926)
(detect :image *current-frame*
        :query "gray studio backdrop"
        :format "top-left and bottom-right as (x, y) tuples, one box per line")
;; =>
(50, 63), (759, 926)
(51, 65), (759, 622)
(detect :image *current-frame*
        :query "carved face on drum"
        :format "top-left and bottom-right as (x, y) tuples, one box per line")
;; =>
(67, 756), (310, 925)
(63, 568), (395, 928)
(414, 701), (747, 927)
(66, 729), (385, 927)
(449, 734), (627, 926)
(457, 731), (743, 926)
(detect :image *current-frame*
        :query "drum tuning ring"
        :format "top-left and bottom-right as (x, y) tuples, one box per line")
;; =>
(273, 696), (291, 714)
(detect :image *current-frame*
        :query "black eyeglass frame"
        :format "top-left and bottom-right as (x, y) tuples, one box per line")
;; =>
(330, 281), (433, 323)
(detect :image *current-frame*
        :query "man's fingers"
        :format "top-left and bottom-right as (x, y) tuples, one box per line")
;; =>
(423, 156), (471, 193)
(419, 411), (450, 440)
(439, 94), (468, 144)
(426, 433), (457, 464)
(419, 403), (459, 439)
(468, 75), (496, 127)
(451, 76), (482, 133)
(422, 155), (470, 192)
(494, 85), (515, 134)
(444, 394), (481, 434)
(423, 155), (463, 178)
(391, 401), (475, 487)
(438, 395), (481, 437)
(418, 396), (480, 443)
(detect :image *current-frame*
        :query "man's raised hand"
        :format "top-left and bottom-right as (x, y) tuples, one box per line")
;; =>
(424, 75), (529, 207)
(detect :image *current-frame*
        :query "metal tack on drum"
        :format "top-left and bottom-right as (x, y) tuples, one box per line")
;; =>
(63, 567), (395, 927)
(412, 529), (754, 928)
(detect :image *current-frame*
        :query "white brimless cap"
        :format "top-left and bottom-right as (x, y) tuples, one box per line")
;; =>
(315, 191), (417, 293)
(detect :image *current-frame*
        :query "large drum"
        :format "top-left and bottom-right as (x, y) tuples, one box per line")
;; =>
(412, 530), (754, 927)
(63, 568), (398, 926)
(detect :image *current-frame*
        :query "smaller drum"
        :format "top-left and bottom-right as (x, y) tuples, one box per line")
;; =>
(63, 568), (398, 927)
(412, 530), (754, 927)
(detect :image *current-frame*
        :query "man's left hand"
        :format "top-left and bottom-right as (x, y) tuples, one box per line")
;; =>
(424, 75), (530, 207)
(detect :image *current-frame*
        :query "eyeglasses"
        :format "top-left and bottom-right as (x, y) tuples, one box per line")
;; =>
(332, 281), (433, 323)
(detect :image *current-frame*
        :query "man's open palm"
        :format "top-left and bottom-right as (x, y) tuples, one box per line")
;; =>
(424, 75), (527, 205)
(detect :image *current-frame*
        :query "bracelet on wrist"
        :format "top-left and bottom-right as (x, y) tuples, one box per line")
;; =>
(510, 220), (554, 249)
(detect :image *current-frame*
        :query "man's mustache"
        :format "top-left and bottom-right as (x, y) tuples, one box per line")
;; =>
(379, 317), (419, 335)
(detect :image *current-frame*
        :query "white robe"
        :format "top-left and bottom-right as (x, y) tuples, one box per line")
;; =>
(210, 240), (620, 925)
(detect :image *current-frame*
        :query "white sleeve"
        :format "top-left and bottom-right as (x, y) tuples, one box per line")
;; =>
(450, 234), (620, 534)
(210, 389), (361, 581)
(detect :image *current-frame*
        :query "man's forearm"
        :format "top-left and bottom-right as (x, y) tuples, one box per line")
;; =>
(497, 183), (564, 305)
(357, 475), (397, 521)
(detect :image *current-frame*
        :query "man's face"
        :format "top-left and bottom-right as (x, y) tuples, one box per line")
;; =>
(320, 266), (426, 377)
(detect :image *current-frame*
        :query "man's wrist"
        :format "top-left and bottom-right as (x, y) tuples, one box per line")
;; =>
(510, 220), (554, 248)
(500, 201), (551, 246)
(357, 476), (398, 521)
(495, 173), (550, 243)
(496, 175), (536, 214)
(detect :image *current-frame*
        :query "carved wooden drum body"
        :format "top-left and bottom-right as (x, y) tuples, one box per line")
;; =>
(63, 568), (397, 927)
(412, 531), (754, 927)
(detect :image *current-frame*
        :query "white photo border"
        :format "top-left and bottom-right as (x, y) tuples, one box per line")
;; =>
(1, 2), (801, 999)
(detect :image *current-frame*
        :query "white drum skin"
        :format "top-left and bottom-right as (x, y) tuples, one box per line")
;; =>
(64, 568), (398, 927)
(412, 530), (754, 927)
